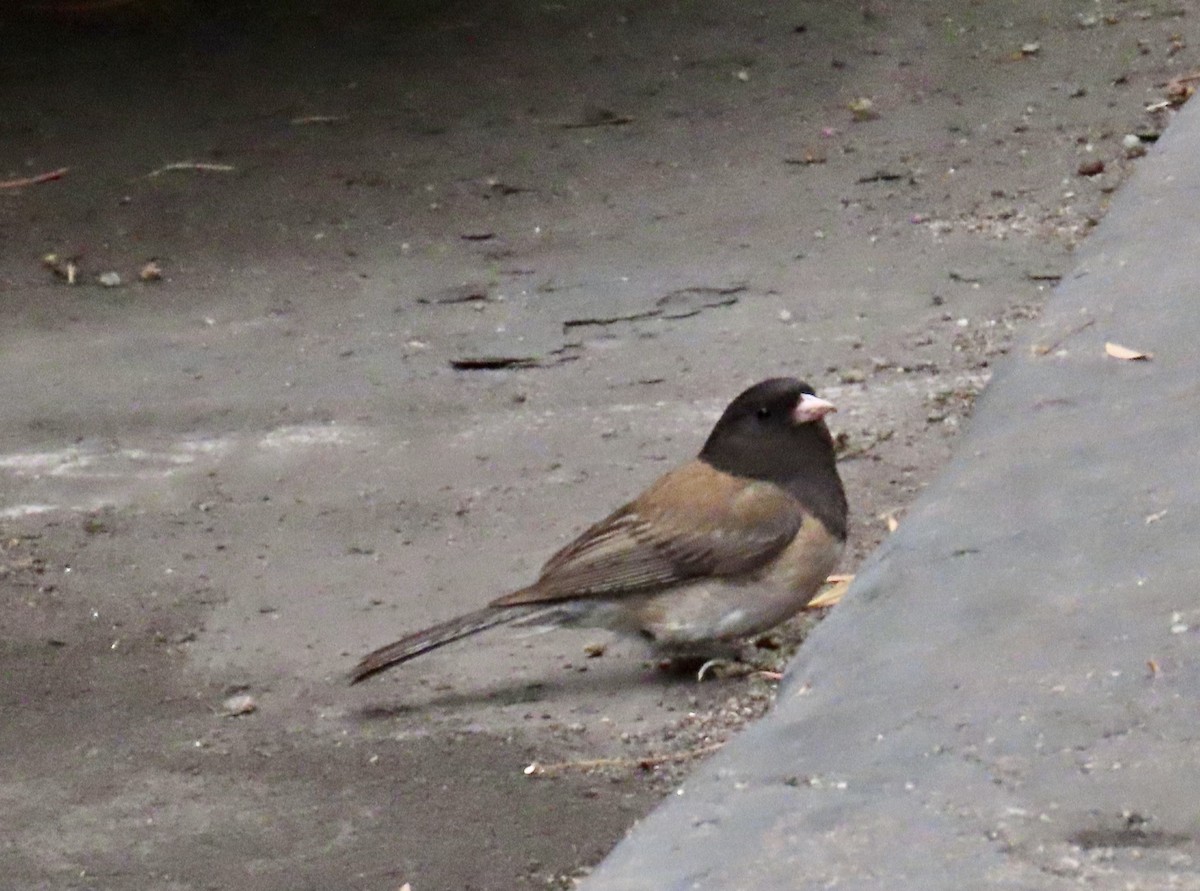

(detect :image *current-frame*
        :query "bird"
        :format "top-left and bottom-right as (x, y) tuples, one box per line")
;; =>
(349, 377), (847, 684)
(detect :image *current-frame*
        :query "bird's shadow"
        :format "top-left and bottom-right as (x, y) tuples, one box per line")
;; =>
(348, 656), (721, 721)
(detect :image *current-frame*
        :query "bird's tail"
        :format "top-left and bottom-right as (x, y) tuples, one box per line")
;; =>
(348, 602), (553, 684)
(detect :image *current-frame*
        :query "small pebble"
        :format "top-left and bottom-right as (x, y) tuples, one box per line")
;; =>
(839, 368), (866, 384)
(223, 693), (257, 716)
(1122, 134), (1147, 159)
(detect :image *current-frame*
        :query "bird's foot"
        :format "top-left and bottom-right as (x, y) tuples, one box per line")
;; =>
(654, 643), (785, 681)
(694, 658), (785, 682)
(696, 657), (734, 682)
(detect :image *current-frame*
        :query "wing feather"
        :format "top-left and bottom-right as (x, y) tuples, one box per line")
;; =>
(491, 461), (804, 606)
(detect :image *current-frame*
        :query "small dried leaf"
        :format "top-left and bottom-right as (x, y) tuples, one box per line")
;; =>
(1164, 71), (1199, 107)
(807, 575), (854, 610)
(1105, 341), (1152, 361)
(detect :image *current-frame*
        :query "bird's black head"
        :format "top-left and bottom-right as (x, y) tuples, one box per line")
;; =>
(700, 377), (847, 538)
(701, 378), (836, 464)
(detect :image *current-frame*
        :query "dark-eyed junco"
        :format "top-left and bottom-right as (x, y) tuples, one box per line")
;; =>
(350, 378), (847, 683)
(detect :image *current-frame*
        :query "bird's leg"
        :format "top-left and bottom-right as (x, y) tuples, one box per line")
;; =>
(693, 638), (795, 681)
(651, 642), (762, 681)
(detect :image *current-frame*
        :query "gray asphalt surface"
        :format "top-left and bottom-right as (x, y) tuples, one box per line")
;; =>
(3, 4), (1198, 888)
(581, 97), (1200, 890)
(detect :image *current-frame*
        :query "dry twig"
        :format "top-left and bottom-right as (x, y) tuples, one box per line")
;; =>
(147, 162), (236, 178)
(527, 742), (726, 776)
(1031, 318), (1096, 356)
(0, 167), (69, 190)
(291, 115), (346, 125)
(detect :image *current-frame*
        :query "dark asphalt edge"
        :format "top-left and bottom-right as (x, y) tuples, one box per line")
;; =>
(580, 100), (1200, 890)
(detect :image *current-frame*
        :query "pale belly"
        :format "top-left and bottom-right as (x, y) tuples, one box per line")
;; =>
(620, 519), (844, 648)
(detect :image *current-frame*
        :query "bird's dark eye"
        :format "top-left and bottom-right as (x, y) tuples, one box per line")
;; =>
(756, 406), (771, 419)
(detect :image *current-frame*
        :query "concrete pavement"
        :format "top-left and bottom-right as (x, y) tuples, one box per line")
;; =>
(582, 99), (1200, 890)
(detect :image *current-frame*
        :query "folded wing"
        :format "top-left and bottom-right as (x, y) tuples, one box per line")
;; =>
(491, 460), (804, 606)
